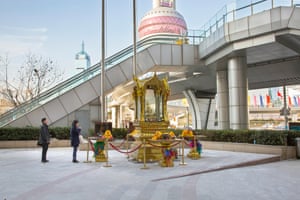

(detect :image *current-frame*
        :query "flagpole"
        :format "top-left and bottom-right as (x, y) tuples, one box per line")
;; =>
(101, 0), (106, 123)
(133, 0), (137, 77)
(283, 85), (288, 130)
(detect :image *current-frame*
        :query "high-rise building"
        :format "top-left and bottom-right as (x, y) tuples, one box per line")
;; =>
(75, 41), (91, 70)
(138, 0), (187, 39)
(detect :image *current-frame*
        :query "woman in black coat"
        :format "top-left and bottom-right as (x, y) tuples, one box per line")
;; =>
(70, 120), (81, 163)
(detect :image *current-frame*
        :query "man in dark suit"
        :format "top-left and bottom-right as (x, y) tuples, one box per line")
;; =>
(38, 118), (50, 163)
(70, 120), (80, 163)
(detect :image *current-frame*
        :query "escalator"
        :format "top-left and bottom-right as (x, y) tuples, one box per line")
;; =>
(0, 35), (195, 127)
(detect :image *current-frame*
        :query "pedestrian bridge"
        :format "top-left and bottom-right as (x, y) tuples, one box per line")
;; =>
(1, 1), (300, 131)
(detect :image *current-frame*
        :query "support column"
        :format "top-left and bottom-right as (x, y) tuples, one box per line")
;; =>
(228, 56), (249, 129)
(216, 70), (230, 129)
(183, 90), (217, 130)
(183, 90), (201, 129)
(119, 104), (124, 128)
(111, 105), (121, 128)
(111, 106), (116, 128)
(116, 105), (120, 128)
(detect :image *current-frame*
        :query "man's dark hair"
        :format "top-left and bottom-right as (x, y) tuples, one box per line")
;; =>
(41, 118), (47, 123)
(72, 120), (79, 127)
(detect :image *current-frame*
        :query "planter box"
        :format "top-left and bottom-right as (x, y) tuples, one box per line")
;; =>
(201, 141), (296, 160)
(0, 139), (131, 150)
(0, 139), (70, 149)
(0, 139), (296, 160)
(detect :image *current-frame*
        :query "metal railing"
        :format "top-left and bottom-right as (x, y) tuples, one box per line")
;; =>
(0, 35), (181, 127)
(199, 0), (300, 41)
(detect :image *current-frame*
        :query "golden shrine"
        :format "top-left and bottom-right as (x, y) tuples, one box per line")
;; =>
(130, 73), (170, 162)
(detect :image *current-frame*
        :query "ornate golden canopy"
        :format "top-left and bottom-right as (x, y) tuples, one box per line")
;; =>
(132, 73), (170, 123)
(131, 74), (171, 162)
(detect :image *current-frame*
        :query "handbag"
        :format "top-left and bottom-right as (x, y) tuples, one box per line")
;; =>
(37, 141), (42, 146)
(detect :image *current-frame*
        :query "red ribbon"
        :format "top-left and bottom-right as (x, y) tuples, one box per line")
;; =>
(146, 141), (181, 148)
(109, 143), (142, 154)
(88, 140), (95, 152)
(113, 139), (127, 148)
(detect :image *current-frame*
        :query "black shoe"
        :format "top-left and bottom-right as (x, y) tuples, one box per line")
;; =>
(42, 160), (49, 163)
(72, 160), (79, 163)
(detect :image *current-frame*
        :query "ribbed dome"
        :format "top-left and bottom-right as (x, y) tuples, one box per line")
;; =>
(138, 7), (187, 39)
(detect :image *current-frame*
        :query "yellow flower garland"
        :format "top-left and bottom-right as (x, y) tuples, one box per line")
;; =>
(152, 131), (162, 140)
(169, 131), (176, 138)
(129, 129), (137, 136)
(103, 130), (113, 139)
(181, 129), (194, 137)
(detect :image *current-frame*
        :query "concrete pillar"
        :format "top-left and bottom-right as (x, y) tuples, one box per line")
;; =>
(119, 105), (124, 128)
(111, 106), (116, 128)
(183, 90), (217, 130)
(183, 90), (201, 129)
(116, 105), (120, 128)
(216, 70), (230, 129)
(111, 105), (121, 128)
(228, 56), (249, 129)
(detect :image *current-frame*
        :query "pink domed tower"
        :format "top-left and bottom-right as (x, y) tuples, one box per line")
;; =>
(138, 0), (187, 39)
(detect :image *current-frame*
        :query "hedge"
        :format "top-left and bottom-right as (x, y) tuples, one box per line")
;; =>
(198, 130), (300, 146)
(0, 127), (70, 141)
(1, 127), (300, 146)
(112, 128), (128, 139)
(110, 128), (300, 146)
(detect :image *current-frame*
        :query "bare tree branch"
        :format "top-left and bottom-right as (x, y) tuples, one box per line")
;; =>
(0, 53), (64, 108)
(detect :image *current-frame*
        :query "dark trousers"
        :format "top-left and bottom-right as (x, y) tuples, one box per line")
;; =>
(73, 145), (78, 161)
(42, 143), (48, 161)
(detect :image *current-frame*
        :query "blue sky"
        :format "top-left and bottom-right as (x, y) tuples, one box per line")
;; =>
(0, 0), (230, 79)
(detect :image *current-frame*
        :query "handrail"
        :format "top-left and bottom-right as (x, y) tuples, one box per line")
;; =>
(235, 0), (267, 12)
(199, 0), (300, 41)
(0, 34), (187, 127)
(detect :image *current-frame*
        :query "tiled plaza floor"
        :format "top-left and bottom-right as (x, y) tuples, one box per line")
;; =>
(0, 148), (299, 200)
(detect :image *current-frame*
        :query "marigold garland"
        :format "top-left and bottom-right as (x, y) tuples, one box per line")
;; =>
(129, 129), (138, 136)
(152, 131), (162, 140)
(102, 130), (113, 139)
(151, 131), (177, 140)
(169, 131), (176, 138)
(181, 129), (194, 137)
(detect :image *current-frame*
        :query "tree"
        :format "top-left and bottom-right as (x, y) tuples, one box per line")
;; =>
(0, 53), (63, 107)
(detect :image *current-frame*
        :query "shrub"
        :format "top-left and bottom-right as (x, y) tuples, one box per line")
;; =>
(112, 128), (128, 139)
(1, 127), (300, 146)
(0, 127), (39, 141)
(0, 127), (70, 141)
(49, 127), (70, 140)
(198, 129), (300, 146)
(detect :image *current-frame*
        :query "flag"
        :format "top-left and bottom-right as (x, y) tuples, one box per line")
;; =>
(294, 96), (298, 106)
(266, 95), (271, 106)
(248, 96), (251, 105)
(269, 88), (278, 101)
(277, 90), (283, 98)
(260, 95), (264, 107)
(288, 96), (292, 106)
(253, 95), (257, 106)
